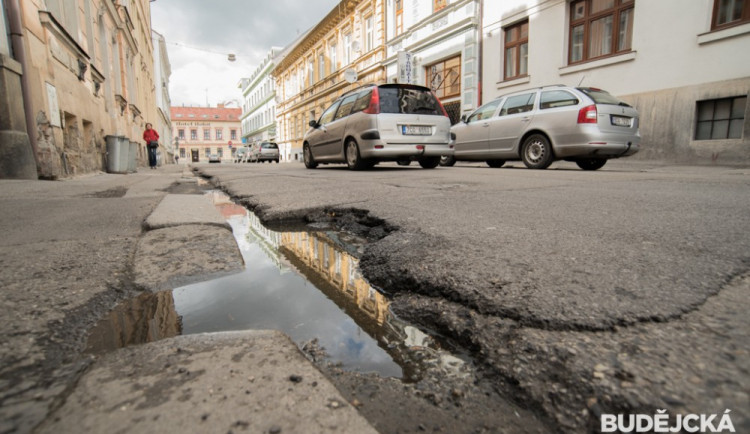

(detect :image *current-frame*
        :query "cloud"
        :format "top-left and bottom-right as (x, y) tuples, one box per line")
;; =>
(151, 0), (340, 106)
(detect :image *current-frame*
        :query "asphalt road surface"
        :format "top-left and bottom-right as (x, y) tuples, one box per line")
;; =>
(196, 159), (750, 431)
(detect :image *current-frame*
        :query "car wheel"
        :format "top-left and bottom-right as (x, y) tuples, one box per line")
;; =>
(345, 139), (367, 170)
(576, 158), (607, 171)
(396, 159), (411, 166)
(521, 134), (554, 169)
(440, 155), (456, 167)
(418, 157), (441, 169)
(486, 159), (505, 168)
(275, 159), (279, 163)
(303, 143), (318, 169)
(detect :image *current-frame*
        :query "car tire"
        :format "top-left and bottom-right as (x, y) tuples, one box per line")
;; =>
(345, 139), (368, 170)
(440, 155), (456, 166)
(521, 134), (554, 169)
(303, 143), (318, 169)
(275, 159), (279, 163)
(486, 159), (505, 168)
(576, 158), (607, 171)
(396, 159), (411, 166)
(418, 157), (441, 169)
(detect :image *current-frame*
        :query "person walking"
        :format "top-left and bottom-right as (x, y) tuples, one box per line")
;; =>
(143, 123), (160, 169)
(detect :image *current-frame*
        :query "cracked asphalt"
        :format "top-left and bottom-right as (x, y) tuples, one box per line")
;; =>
(198, 159), (750, 432)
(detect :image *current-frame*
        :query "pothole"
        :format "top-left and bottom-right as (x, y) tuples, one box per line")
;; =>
(87, 191), (468, 382)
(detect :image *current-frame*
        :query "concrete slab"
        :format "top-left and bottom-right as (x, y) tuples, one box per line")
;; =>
(144, 194), (230, 230)
(134, 224), (244, 292)
(38, 331), (378, 434)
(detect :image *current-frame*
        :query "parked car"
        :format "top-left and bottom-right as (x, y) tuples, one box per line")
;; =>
(303, 83), (454, 170)
(249, 142), (280, 163)
(208, 154), (221, 163)
(444, 85), (640, 170)
(234, 146), (249, 163)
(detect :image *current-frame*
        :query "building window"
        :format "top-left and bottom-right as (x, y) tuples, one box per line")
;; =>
(319, 53), (325, 80)
(203, 129), (210, 140)
(216, 129), (223, 140)
(178, 129), (185, 140)
(569, 0), (634, 64)
(308, 58), (314, 87)
(395, 0), (404, 36)
(205, 148), (210, 157)
(434, 0), (447, 12)
(427, 56), (461, 100)
(504, 20), (528, 81)
(712, 0), (749, 30)
(231, 129), (237, 140)
(329, 42), (338, 72)
(218, 148), (223, 158)
(191, 129), (197, 140)
(365, 15), (373, 52)
(695, 96), (747, 140)
(344, 32), (352, 66)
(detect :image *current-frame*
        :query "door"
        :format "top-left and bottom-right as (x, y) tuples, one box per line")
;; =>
(308, 100), (342, 160)
(487, 92), (536, 153)
(321, 94), (358, 159)
(453, 99), (502, 158)
(191, 149), (199, 162)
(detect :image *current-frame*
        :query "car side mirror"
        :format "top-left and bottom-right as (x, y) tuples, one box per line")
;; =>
(309, 120), (318, 128)
(461, 115), (468, 123)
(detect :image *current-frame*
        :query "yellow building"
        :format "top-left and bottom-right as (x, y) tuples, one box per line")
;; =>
(171, 105), (242, 164)
(1, 0), (159, 179)
(273, 0), (386, 162)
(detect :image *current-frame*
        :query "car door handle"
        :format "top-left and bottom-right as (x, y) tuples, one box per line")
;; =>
(482, 123), (489, 128)
(521, 117), (531, 122)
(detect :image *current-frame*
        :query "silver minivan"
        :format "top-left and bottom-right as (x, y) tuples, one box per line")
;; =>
(303, 84), (454, 170)
(446, 86), (640, 170)
(249, 142), (280, 163)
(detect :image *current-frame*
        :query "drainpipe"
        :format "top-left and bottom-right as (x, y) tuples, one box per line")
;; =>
(7, 0), (40, 166)
(477, 0), (483, 106)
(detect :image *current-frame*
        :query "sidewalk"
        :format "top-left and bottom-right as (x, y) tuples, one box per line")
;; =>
(0, 165), (376, 433)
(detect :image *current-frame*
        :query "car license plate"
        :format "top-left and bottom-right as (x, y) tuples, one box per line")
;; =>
(611, 116), (631, 127)
(402, 125), (432, 135)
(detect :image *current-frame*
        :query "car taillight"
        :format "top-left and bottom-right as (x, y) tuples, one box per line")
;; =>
(433, 91), (449, 117)
(578, 105), (597, 124)
(363, 87), (380, 114)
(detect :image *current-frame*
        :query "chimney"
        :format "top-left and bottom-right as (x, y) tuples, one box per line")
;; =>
(217, 103), (225, 109)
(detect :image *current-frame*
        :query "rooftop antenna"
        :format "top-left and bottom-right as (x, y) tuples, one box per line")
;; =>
(578, 75), (586, 87)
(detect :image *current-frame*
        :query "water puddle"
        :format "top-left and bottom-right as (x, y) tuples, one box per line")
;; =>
(87, 191), (465, 381)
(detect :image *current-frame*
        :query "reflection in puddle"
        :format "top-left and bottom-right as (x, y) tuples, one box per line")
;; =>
(87, 192), (465, 381)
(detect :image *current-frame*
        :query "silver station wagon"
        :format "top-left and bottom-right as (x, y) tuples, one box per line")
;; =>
(303, 83), (454, 170)
(445, 85), (640, 170)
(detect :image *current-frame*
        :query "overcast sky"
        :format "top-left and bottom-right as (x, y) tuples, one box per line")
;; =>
(150, 0), (340, 108)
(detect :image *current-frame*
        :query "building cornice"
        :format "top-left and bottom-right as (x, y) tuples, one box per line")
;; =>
(274, 0), (362, 73)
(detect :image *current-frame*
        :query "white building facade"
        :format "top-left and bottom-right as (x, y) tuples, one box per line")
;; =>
(383, 0), (482, 124)
(483, 0), (750, 163)
(240, 47), (284, 159)
(151, 30), (173, 163)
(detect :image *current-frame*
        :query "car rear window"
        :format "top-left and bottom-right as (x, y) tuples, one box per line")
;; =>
(378, 85), (442, 115)
(261, 143), (278, 149)
(578, 88), (631, 107)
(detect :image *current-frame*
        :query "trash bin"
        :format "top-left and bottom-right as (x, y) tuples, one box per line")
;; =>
(105, 135), (127, 174)
(128, 141), (138, 172)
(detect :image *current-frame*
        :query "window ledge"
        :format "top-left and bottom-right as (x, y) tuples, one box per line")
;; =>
(496, 75), (530, 90)
(697, 22), (750, 45)
(559, 51), (636, 75)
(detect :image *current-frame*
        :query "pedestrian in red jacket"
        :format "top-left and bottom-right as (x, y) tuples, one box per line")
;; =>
(143, 123), (160, 169)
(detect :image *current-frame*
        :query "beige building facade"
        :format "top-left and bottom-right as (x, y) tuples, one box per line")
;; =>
(1, 0), (160, 179)
(171, 105), (242, 164)
(273, 0), (387, 162)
